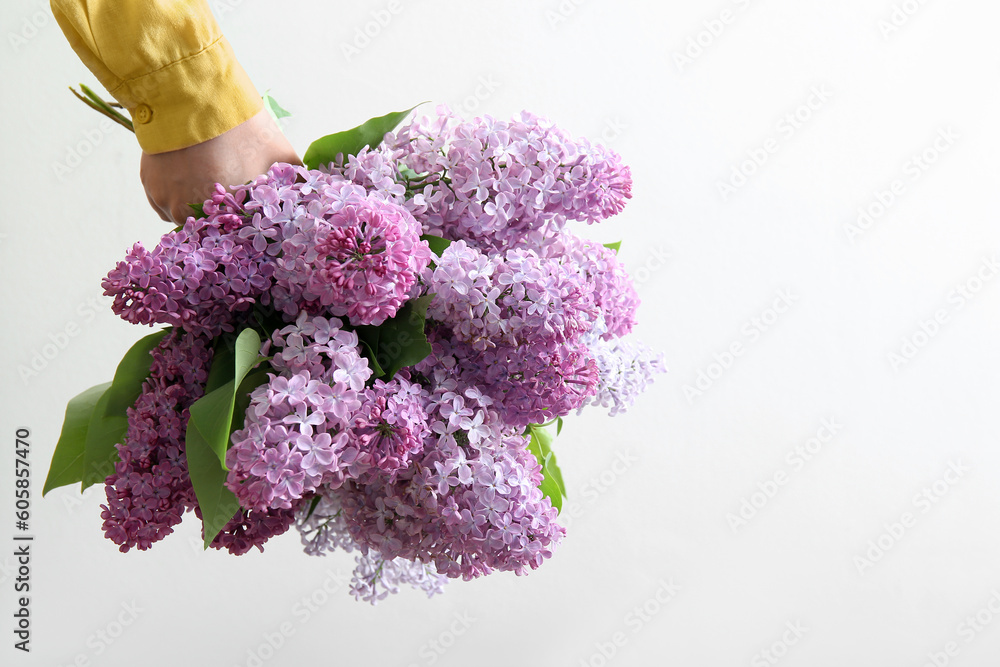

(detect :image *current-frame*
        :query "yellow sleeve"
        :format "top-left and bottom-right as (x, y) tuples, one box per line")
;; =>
(50, 0), (263, 154)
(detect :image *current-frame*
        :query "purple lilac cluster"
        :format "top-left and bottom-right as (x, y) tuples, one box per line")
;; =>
(331, 107), (632, 250)
(225, 313), (371, 511)
(296, 370), (565, 584)
(96, 108), (663, 601)
(100, 330), (301, 556)
(103, 164), (432, 334)
(424, 240), (596, 350)
(101, 330), (212, 551)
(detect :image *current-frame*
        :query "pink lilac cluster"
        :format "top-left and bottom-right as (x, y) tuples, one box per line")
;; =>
(297, 496), (447, 603)
(101, 330), (299, 555)
(296, 369), (565, 588)
(424, 240), (596, 350)
(102, 189), (273, 338)
(416, 329), (598, 430)
(224, 313), (371, 511)
(95, 107), (663, 601)
(329, 107), (632, 250)
(270, 179), (431, 326)
(540, 232), (641, 340)
(103, 164), (432, 334)
(225, 312), (433, 509)
(101, 330), (212, 551)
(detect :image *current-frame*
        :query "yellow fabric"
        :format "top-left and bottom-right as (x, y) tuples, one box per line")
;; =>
(50, 0), (263, 154)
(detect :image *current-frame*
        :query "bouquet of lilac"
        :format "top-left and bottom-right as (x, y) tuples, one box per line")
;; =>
(45, 104), (665, 603)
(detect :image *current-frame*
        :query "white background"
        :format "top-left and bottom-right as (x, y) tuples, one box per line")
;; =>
(3, 1), (1000, 666)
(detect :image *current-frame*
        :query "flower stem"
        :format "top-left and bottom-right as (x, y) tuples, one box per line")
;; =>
(69, 84), (134, 133)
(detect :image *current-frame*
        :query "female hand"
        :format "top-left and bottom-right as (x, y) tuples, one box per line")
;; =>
(140, 108), (300, 224)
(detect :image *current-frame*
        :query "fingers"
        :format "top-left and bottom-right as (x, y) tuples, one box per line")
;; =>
(170, 203), (194, 226)
(139, 109), (304, 225)
(145, 192), (172, 223)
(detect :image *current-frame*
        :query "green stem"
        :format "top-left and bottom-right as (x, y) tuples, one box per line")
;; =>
(69, 84), (134, 133)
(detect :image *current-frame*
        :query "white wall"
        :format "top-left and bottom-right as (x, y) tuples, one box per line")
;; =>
(3, 1), (1000, 665)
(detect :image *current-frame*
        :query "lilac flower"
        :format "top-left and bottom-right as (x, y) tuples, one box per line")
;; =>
(206, 504), (300, 556)
(582, 338), (667, 416)
(424, 241), (596, 351)
(331, 107), (633, 250)
(416, 330), (599, 429)
(325, 374), (566, 581)
(103, 164), (432, 335)
(100, 330), (213, 552)
(225, 314), (371, 511)
(342, 378), (431, 482)
(540, 232), (640, 339)
(94, 105), (661, 598)
(349, 552), (448, 604)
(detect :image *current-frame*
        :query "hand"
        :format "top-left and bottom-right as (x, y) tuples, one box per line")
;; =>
(140, 108), (300, 224)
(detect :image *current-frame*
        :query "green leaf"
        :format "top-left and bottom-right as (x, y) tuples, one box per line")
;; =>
(304, 495), (323, 521)
(187, 328), (263, 466)
(80, 392), (128, 491)
(356, 294), (434, 380)
(399, 166), (429, 181)
(303, 104), (421, 170)
(420, 234), (452, 257)
(188, 202), (205, 218)
(604, 241), (622, 253)
(185, 328), (269, 547)
(356, 332), (385, 379)
(527, 424), (566, 512)
(99, 330), (171, 417)
(556, 416), (564, 436)
(231, 369), (270, 433)
(186, 426), (242, 549)
(43, 382), (111, 496)
(263, 92), (291, 124)
(81, 329), (170, 490)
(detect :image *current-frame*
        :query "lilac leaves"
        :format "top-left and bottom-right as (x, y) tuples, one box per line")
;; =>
(185, 328), (270, 547)
(303, 105), (420, 170)
(43, 328), (170, 496)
